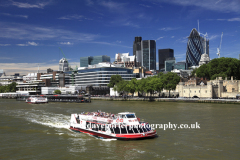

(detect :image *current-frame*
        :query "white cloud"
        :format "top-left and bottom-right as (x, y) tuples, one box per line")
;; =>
(99, 1), (127, 11)
(208, 35), (218, 40)
(58, 14), (84, 20)
(156, 0), (240, 13)
(0, 22), (100, 42)
(59, 42), (73, 45)
(160, 27), (179, 31)
(217, 17), (240, 21)
(156, 36), (164, 40)
(177, 36), (188, 43)
(139, 4), (151, 8)
(10, 0), (51, 9)
(0, 44), (11, 46)
(0, 57), (14, 60)
(17, 41), (38, 46)
(171, 36), (175, 38)
(1, 13), (28, 19)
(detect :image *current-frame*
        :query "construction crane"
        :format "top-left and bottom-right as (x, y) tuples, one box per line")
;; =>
(59, 47), (70, 68)
(217, 32), (223, 58)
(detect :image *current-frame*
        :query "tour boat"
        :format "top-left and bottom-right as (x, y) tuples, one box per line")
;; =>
(69, 111), (157, 140)
(26, 96), (48, 104)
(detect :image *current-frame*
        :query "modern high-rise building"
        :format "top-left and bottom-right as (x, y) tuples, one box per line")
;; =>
(133, 37), (156, 70)
(80, 56), (93, 67)
(142, 40), (156, 70)
(133, 37), (142, 66)
(165, 58), (176, 72)
(158, 49), (174, 70)
(186, 28), (209, 68)
(80, 55), (110, 67)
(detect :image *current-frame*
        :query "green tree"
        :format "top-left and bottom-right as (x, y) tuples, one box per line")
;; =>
(196, 64), (209, 78)
(162, 72), (180, 97)
(211, 73), (227, 80)
(136, 78), (147, 97)
(144, 77), (155, 96)
(0, 82), (17, 93)
(127, 78), (138, 96)
(54, 89), (61, 94)
(107, 75), (123, 88)
(152, 76), (164, 97)
(197, 57), (240, 80)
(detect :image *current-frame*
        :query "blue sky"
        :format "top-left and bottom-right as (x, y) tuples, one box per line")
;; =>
(0, 0), (239, 75)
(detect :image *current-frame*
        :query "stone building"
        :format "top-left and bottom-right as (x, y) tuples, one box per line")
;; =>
(176, 76), (240, 98)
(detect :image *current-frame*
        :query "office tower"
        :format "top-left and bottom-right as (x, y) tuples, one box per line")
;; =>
(174, 62), (186, 70)
(59, 58), (69, 72)
(80, 55), (110, 67)
(133, 37), (142, 66)
(133, 37), (156, 70)
(80, 56), (93, 67)
(165, 57), (176, 72)
(141, 40), (156, 70)
(158, 49), (174, 70)
(91, 55), (110, 65)
(186, 28), (209, 68)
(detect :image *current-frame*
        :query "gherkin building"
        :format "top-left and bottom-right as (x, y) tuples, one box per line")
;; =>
(186, 28), (208, 68)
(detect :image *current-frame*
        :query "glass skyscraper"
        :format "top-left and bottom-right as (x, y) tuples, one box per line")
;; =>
(80, 55), (110, 67)
(142, 40), (156, 70)
(186, 28), (209, 68)
(133, 37), (156, 70)
(158, 49), (174, 70)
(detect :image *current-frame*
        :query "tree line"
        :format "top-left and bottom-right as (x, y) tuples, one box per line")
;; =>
(108, 72), (180, 97)
(0, 82), (17, 93)
(192, 57), (240, 80)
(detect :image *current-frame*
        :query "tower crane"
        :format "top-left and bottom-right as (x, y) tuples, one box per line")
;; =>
(217, 32), (223, 58)
(59, 47), (70, 69)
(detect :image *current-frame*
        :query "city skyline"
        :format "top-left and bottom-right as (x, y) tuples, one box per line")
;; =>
(0, 0), (240, 75)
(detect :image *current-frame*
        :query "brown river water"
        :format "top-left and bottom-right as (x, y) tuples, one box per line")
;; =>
(0, 99), (239, 159)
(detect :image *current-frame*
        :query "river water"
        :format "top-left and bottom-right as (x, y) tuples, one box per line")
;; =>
(0, 99), (239, 159)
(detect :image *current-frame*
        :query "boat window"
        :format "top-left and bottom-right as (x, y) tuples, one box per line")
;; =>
(132, 127), (139, 133)
(98, 124), (101, 130)
(120, 115), (125, 118)
(137, 126), (143, 133)
(120, 127), (127, 134)
(110, 128), (114, 134)
(86, 122), (90, 129)
(126, 114), (136, 118)
(101, 125), (105, 131)
(127, 126), (134, 134)
(113, 127), (120, 134)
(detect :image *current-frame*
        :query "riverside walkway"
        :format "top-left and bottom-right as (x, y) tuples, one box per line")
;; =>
(91, 97), (240, 104)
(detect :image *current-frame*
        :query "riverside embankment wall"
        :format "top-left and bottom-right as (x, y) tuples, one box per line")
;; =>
(91, 97), (240, 104)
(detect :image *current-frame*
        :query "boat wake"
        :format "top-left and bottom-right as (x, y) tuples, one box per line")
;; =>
(3, 109), (70, 130)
